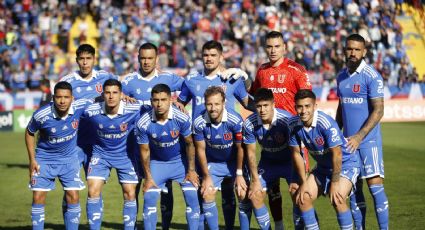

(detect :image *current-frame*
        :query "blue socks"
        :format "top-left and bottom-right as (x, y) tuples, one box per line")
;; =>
(369, 184), (389, 230)
(87, 197), (102, 230)
(182, 185), (200, 230)
(123, 200), (137, 229)
(253, 205), (271, 230)
(143, 190), (160, 230)
(65, 203), (81, 230)
(31, 203), (45, 230)
(238, 200), (252, 230)
(203, 201), (219, 230)
(301, 208), (319, 230)
(337, 209), (353, 230)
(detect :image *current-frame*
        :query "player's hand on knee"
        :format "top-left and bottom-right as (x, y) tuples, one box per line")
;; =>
(235, 175), (248, 198)
(248, 179), (263, 199)
(201, 175), (214, 195)
(296, 184), (312, 206)
(221, 68), (249, 81)
(330, 181), (345, 206)
(143, 178), (158, 192)
(288, 182), (299, 196)
(29, 160), (40, 178)
(184, 170), (199, 189)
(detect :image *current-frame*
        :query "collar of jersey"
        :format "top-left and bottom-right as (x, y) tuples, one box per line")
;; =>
(202, 70), (221, 80)
(151, 105), (174, 121)
(137, 69), (159, 81)
(346, 60), (367, 77)
(302, 110), (319, 132)
(101, 101), (124, 115)
(203, 108), (228, 124)
(257, 108), (278, 126)
(51, 103), (75, 119)
(73, 69), (98, 81)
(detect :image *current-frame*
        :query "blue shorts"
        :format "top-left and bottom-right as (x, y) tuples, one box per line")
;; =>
(207, 161), (236, 190)
(258, 160), (292, 190)
(312, 166), (360, 195)
(29, 161), (85, 191)
(87, 155), (139, 184)
(77, 145), (93, 173)
(356, 145), (384, 179)
(150, 159), (196, 191)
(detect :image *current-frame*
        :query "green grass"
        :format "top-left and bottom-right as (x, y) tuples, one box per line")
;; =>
(1, 122), (425, 229)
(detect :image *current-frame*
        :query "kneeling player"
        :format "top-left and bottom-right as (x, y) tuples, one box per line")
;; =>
(83, 79), (140, 229)
(193, 86), (251, 230)
(136, 84), (200, 230)
(289, 89), (360, 230)
(25, 82), (87, 230)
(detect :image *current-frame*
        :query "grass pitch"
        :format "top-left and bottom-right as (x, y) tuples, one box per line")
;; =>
(0, 122), (424, 229)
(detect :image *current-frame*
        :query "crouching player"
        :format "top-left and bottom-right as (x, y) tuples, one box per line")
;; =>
(25, 81), (87, 229)
(289, 89), (360, 230)
(193, 86), (251, 230)
(136, 84), (200, 230)
(83, 79), (141, 229)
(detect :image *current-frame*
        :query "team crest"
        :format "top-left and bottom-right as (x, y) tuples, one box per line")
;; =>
(170, 130), (179, 138)
(120, 122), (128, 131)
(278, 74), (286, 83)
(315, 136), (324, 146)
(95, 83), (103, 94)
(223, 133), (232, 140)
(274, 134), (285, 144)
(72, 119), (79, 129)
(352, 84), (360, 93)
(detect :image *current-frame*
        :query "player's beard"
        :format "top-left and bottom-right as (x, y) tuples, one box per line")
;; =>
(347, 57), (362, 70)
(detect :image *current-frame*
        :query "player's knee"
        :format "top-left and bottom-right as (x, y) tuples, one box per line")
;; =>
(65, 190), (80, 204)
(123, 190), (136, 201)
(203, 191), (216, 203)
(250, 191), (265, 209)
(366, 176), (383, 186)
(32, 191), (47, 204)
(144, 191), (159, 206)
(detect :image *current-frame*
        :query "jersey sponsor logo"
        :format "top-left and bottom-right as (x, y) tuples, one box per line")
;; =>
(352, 84), (360, 93)
(120, 122), (128, 132)
(170, 130), (179, 138)
(90, 157), (100, 165)
(206, 141), (233, 149)
(315, 136), (324, 146)
(278, 74), (285, 83)
(72, 119), (79, 129)
(97, 130), (128, 139)
(48, 131), (77, 144)
(342, 97), (364, 104)
(268, 87), (287, 94)
(95, 83), (103, 94)
(223, 132), (232, 140)
(88, 110), (100, 116)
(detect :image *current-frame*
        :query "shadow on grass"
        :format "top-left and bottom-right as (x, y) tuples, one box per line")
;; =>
(1, 163), (28, 169)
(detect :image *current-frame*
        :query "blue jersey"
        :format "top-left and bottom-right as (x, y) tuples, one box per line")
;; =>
(178, 72), (248, 118)
(243, 108), (292, 162)
(289, 110), (358, 172)
(136, 106), (192, 162)
(193, 108), (243, 162)
(27, 99), (90, 164)
(122, 70), (184, 105)
(336, 60), (384, 148)
(82, 101), (141, 160)
(60, 69), (118, 149)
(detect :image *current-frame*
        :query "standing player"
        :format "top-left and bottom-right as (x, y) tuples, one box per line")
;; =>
(243, 88), (296, 230)
(83, 79), (140, 229)
(177, 40), (250, 229)
(121, 42), (184, 229)
(136, 84), (200, 230)
(336, 34), (388, 230)
(250, 31), (312, 230)
(289, 89), (360, 230)
(25, 82), (87, 230)
(193, 86), (250, 230)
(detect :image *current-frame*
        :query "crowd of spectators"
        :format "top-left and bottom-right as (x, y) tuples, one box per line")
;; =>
(0, 0), (424, 94)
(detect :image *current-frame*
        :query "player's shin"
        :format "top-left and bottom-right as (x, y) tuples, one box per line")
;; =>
(369, 184), (389, 230)
(87, 197), (102, 230)
(253, 205), (271, 230)
(238, 199), (252, 230)
(203, 201), (219, 230)
(65, 203), (81, 230)
(182, 184), (200, 230)
(350, 179), (366, 230)
(143, 190), (160, 230)
(123, 200), (137, 230)
(337, 209), (354, 230)
(221, 180), (236, 230)
(301, 208), (319, 230)
(31, 203), (45, 230)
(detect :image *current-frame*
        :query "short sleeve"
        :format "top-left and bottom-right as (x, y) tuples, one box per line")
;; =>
(180, 117), (192, 137)
(27, 116), (40, 134)
(367, 72), (384, 99)
(242, 119), (256, 144)
(171, 74), (184, 92)
(192, 121), (205, 142)
(233, 78), (248, 102)
(136, 121), (149, 145)
(295, 72), (312, 90)
(232, 116), (243, 143)
(321, 121), (343, 149)
(177, 80), (192, 103)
